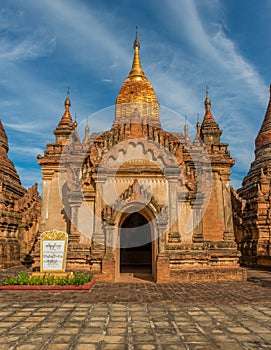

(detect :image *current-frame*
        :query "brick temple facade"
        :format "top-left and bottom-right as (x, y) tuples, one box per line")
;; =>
(232, 86), (271, 268)
(33, 33), (245, 282)
(0, 121), (40, 268)
(2, 32), (270, 279)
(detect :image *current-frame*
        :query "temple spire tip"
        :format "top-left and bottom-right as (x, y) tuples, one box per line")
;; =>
(128, 26), (144, 78)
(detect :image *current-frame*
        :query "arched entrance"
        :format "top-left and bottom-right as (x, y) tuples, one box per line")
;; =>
(120, 212), (152, 275)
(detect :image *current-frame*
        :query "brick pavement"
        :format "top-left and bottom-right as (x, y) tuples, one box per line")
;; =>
(0, 268), (270, 349)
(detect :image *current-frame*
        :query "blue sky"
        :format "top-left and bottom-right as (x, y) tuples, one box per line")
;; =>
(0, 0), (270, 191)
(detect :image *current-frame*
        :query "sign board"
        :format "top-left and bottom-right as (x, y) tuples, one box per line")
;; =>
(40, 230), (68, 272)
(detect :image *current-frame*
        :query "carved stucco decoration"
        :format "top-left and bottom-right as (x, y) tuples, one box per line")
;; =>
(102, 179), (164, 225)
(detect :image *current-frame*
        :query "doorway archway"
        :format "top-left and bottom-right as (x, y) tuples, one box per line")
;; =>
(120, 212), (152, 274)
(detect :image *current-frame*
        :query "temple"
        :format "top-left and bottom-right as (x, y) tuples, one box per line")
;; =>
(232, 86), (271, 268)
(5, 31), (271, 279)
(32, 31), (244, 282)
(0, 121), (40, 268)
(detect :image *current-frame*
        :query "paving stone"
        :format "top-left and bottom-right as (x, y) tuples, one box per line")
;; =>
(106, 327), (127, 334)
(157, 335), (182, 343)
(133, 334), (156, 342)
(103, 335), (126, 343)
(56, 327), (79, 335)
(36, 327), (57, 334)
(101, 344), (128, 350)
(134, 345), (159, 350)
(74, 345), (98, 350)
(0, 335), (20, 343)
(0, 268), (271, 349)
(77, 334), (103, 343)
(161, 346), (187, 350)
(45, 345), (71, 350)
(50, 334), (75, 343)
(24, 335), (51, 343)
(227, 326), (251, 334)
(132, 327), (153, 333)
(218, 343), (246, 350)
(186, 344), (218, 350)
(16, 345), (38, 350)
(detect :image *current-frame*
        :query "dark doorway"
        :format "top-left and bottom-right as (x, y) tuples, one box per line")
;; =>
(120, 213), (152, 274)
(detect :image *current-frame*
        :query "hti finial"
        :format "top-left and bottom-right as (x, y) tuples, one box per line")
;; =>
(134, 25), (140, 49)
(205, 84), (211, 108)
(74, 112), (77, 128)
(64, 86), (71, 108)
(85, 117), (89, 131)
(184, 116), (189, 140)
(204, 85), (214, 120)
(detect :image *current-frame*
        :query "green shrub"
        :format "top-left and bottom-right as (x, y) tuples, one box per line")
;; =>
(0, 272), (92, 286)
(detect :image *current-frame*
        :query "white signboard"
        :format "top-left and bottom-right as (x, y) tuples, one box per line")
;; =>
(40, 230), (68, 272)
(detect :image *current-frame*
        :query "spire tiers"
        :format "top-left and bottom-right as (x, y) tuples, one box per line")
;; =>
(200, 90), (222, 145)
(115, 29), (160, 124)
(54, 91), (75, 144)
(255, 85), (271, 150)
(203, 87), (214, 120)
(56, 91), (74, 130)
(61, 89), (73, 124)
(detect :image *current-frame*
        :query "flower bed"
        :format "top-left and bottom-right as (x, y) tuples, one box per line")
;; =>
(0, 272), (95, 291)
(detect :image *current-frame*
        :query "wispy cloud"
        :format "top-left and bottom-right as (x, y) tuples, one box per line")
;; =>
(143, 0), (268, 186)
(0, 37), (55, 62)
(5, 121), (49, 135)
(9, 145), (44, 156)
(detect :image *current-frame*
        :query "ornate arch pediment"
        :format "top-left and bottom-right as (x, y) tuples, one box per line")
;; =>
(102, 179), (164, 225)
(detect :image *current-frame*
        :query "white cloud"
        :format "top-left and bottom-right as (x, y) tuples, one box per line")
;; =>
(5, 122), (46, 134)
(0, 38), (54, 62)
(10, 145), (44, 156)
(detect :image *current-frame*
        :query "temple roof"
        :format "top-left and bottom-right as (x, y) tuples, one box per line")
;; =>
(56, 91), (73, 129)
(54, 91), (75, 144)
(0, 120), (22, 188)
(255, 85), (271, 150)
(203, 89), (214, 121)
(200, 91), (222, 145)
(115, 29), (159, 109)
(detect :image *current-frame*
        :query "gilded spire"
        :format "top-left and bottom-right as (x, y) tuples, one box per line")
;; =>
(60, 87), (72, 123)
(115, 30), (159, 124)
(128, 26), (145, 79)
(74, 112), (78, 128)
(64, 86), (71, 108)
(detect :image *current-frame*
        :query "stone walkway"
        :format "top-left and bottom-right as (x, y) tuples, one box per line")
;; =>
(0, 268), (270, 349)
